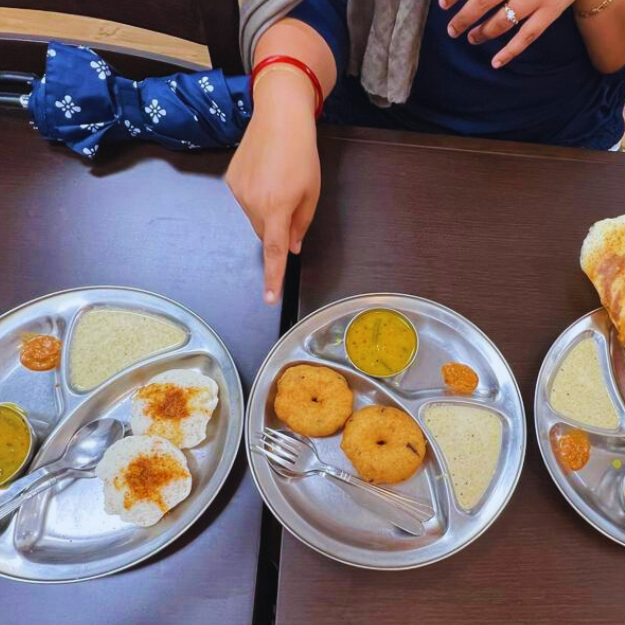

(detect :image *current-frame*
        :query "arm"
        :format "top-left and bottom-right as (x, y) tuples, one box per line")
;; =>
(255, 18), (337, 94)
(574, 0), (625, 74)
(226, 4), (346, 304)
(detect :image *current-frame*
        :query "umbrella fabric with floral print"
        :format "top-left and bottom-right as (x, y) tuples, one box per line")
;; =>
(29, 42), (252, 159)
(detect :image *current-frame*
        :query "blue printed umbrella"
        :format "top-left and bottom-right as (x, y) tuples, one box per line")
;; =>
(18, 42), (252, 159)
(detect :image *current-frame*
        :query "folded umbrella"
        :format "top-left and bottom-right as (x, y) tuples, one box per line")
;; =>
(25, 42), (252, 158)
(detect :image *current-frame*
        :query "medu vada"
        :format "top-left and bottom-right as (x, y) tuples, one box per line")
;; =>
(274, 364), (354, 437)
(341, 405), (426, 484)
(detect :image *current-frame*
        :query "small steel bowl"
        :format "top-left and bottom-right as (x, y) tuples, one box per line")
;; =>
(0, 403), (36, 488)
(344, 307), (419, 379)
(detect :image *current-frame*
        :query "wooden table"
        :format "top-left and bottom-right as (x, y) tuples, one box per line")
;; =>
(0, 112), (279, 625)
(276, 127), (625, 625)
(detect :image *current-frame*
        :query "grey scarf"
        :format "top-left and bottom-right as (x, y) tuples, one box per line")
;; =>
(240, 0), (431, 106)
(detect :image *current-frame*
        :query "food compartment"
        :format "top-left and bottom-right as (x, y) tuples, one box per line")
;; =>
(13, 350), (227, 563)
(0, 315), (66, 438)
(548, 423), (625, 537)
(546, 330), (625, 435)
(418, 400), (511, 516)
(260, 360), (450, 551)
(63, 304), (190, 395)
(305, 311), (500, 400)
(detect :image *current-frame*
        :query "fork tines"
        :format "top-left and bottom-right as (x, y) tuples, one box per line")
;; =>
(253, 427), (300, 470)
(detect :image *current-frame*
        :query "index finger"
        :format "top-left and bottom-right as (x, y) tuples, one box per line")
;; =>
(263, 213), (291, 305)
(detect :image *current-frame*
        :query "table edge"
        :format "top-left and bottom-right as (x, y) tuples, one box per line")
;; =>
(317, 125), (623, 165)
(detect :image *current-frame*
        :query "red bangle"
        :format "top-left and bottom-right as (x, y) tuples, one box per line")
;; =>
(251, 55), (324, 120)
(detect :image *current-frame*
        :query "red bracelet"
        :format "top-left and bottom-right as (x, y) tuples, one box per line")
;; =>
(251, 55), (324, 120)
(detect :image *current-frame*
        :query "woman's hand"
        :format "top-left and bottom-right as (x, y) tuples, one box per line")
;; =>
(227, 17), (336, 304)
(225, 69), (320, 305)
(443, 0), (575, 68)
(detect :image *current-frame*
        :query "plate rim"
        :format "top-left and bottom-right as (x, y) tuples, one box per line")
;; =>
(0, 285), (245, 583)
(246, 292), (527, 570)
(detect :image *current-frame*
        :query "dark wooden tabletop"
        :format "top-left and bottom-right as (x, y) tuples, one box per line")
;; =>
(0, 111), (279, 625)
(276, 127), (625, 625)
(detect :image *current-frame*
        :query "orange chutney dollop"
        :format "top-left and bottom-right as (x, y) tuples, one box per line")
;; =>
(441, 362), (479, 395)
(556, 429), (591, 471)
(20, 335), (62, 371)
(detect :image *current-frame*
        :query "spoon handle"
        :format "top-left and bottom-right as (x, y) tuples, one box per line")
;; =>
(0, 466), (58, 522)
(0, 476), (60, 521)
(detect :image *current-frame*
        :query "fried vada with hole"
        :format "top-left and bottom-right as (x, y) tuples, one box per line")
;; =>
(273, 364), (353, 437)
(341, 405), (426, 484)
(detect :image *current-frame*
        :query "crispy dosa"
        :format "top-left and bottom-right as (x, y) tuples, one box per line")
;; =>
(581, 216), (625, 345)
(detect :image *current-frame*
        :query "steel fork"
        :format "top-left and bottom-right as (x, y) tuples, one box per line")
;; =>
(254, 427), (435, 536)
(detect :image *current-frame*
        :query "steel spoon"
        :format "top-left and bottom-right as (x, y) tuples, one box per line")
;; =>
(0, 418), (125, 521)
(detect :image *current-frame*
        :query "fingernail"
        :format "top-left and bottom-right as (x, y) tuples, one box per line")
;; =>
(468, 33), (477, 44)
(448, 24), (458, 38)
(492, 59), (502, 69)
(264, 289), (276, 304)
(293, 240), (302, 255)
(439, 0), (447, 8)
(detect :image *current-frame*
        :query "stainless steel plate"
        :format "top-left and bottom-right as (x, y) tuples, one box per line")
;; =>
(0, 287), (244, 582)
(535, 308), (625, 546)
(246, 294), (526, 569)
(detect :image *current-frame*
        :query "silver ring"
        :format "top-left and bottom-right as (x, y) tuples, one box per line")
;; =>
(503, 2), (520, 25)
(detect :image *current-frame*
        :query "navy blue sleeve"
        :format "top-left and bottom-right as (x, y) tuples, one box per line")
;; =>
(288, 0), (348, 76)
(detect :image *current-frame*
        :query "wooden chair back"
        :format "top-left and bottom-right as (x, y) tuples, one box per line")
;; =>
(0, 0), (242, 76)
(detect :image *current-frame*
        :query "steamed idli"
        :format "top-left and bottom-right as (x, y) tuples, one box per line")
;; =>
(131, 369), (219, 448)
(95, 435), (192, 527)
